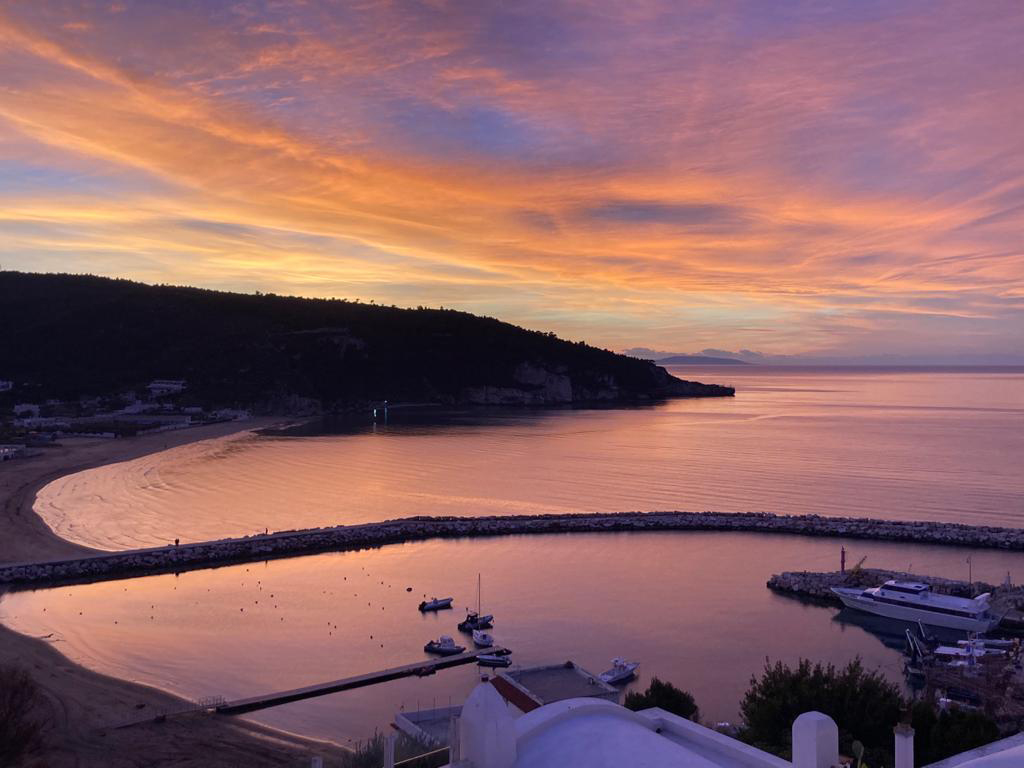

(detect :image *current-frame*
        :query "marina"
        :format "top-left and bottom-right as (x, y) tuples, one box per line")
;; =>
(5, 530), (1024, 743)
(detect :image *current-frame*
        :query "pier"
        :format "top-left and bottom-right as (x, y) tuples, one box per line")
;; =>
(215, 648), (507, 715)
(5, 510), (1024, 588)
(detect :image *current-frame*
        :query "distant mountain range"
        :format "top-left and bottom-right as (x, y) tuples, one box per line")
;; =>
(657, 355), (750, 366)
(0, 272), (734, 412)
(625, 347), (1024, 367)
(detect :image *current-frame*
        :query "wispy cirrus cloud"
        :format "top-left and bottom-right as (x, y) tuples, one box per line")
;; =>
(0, 1), (1022, 357)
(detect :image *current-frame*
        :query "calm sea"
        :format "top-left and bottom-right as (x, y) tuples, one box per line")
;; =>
(33, 365), (1024, 550)
(5, 366), (1024, 743)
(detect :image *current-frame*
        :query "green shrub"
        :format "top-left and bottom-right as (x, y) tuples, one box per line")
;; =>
(739, 658), (902, 764)
(910, 701), (1000, 766)
(0, 665), (45, 766)
(340, 731), (447, 768)
(738, 657), (1001, 767)
(624, 677), (700, 721)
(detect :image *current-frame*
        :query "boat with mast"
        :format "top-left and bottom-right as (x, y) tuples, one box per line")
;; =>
(458, 573), (494, 632)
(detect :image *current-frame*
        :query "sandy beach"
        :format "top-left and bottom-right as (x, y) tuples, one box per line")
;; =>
(0, 420), (353, 767)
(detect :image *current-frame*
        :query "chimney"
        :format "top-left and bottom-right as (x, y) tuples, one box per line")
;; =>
(894, 723), (914, 768)
(384, 732), (396, 768)
(792, 712), (839, 768)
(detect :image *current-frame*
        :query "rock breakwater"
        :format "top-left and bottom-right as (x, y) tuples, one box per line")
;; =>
(4, 510), (1024, 588)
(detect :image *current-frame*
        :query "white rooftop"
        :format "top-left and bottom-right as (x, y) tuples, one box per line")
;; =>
(453, 683), (788, 768)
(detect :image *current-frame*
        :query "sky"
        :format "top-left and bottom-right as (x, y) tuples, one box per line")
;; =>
(1, 2), (1022, 362)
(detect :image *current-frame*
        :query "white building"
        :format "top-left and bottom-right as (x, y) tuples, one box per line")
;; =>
(0, 444), (26, 461)
(450, 682), (799, 768)
(147, 379), (187, 397)
(388, 674), (1024, 768)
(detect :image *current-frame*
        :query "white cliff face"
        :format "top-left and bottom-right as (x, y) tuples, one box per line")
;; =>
(513, 362), (573, 401)
(453, 359), (730, 406)
(459, 362), (577, 404)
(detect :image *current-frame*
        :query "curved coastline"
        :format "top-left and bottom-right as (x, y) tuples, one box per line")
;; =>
(0, 420), (355, 767)
(3, 420), (1023, 765)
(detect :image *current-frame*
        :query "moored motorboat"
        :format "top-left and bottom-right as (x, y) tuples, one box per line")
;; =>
(458, 611), (494, 632)
(599, 657), (640, 684)
(472, 629), (494, 648)
(424, 635), (465, 656)
(418, 597), (454, 612)
(477, 653), (511, 668)
(831, 580), (1000, 633)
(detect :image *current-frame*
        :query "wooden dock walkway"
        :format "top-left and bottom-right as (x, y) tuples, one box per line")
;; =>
(216, 647), (507, 715)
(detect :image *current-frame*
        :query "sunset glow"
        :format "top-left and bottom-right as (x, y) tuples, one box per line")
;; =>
(2, 2), (1022, 358)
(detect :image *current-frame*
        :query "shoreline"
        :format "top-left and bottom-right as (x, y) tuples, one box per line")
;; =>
(0, 419), (353, 767)
(4, 417), (1024, 763)
(0, 418), (290, 565)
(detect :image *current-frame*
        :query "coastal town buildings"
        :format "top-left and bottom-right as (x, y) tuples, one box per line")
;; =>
(147, 379), (187, 397)
(389, 662), (1024, 768)
(0, 444), (26, 461)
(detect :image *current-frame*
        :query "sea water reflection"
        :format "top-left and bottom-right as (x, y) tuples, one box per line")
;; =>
(4, 531), (1024, 743)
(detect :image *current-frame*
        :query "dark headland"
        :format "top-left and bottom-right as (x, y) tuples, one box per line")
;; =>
(0, 271), (733, 412)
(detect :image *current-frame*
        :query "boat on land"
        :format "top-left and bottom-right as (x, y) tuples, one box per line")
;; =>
(424, 635), (465, 656)
(599, 658), (640, 684)
(957, 637), (1017, 650)
(477, 653), (512, 668)
(934, 642), (1005, 661)
(831, 580), (1000, 632)
(459, 573), (494, 631)
(418, 597), (454, 612)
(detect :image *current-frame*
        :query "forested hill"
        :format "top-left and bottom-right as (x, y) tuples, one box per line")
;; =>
(0, 272), (733, 411)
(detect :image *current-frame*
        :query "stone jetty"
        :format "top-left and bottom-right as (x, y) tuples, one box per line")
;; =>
(4, 510), (1024, 588)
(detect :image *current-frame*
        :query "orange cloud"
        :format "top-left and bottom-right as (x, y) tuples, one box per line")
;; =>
(0, 2), (1022, 356)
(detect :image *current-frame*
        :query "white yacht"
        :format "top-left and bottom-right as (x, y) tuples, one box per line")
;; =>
(831, 580), (1000, 632)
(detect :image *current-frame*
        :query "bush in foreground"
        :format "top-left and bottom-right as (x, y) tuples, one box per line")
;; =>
(624, 677), (700, 722)
(0, 664), (45, 766)
(340, 731), (447, 768)
(739, 657), (1000, 766)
